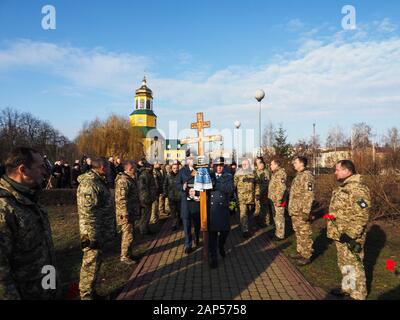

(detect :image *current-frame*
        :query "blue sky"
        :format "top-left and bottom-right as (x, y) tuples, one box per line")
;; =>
(1, 0), (400, 150)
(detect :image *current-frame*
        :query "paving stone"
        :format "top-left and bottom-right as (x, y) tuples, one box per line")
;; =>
(117, 216), (325, 301)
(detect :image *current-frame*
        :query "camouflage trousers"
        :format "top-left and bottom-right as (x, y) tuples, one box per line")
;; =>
(79, 247), (103, 300)
(120, 222), (134, 260)
(165, 197), (170, 215)
(238, 203), (254, 233)
(291, 214), (313, 259)
(169, 199), (181, 228)
(336, 240), (367, 300)
(159, 194), (166, 215)
(139, 205), (152, 234)
(272, 205), (285, 239)
(150, 197), (160, 225)
(256, 200), (273, 226)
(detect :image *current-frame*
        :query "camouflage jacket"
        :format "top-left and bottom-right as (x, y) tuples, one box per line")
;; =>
(288, 169), (315, 216)
(268, 167), (287, 205)
(138, 168), (157, 206)
(114, 172), (139, 224)
(234, 169), (260, 204)
(254, 168), (271, 202)
(327, 174), (371, 241)
(163, 172), (181, 202)
(0, 177), (58, 300)
(153, 168), (164, 195)
(77, 170), (115, 248)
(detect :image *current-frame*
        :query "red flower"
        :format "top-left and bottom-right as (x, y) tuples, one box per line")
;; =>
(323, 213), (335, 220)
(386, 259), (396, 272)
(279, 201), (287, 208)
(65, 282), (79, 300)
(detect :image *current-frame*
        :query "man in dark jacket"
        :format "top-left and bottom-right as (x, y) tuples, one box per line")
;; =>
(208, 157), (234, 269)
(52, 160), (63, 188)
(71, 161), (81, 188)
(138, 163), (157, 235)
(163, 163), (181, 230)
(176, 157), (199, 254)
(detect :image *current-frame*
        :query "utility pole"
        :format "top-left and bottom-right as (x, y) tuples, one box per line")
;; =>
(313, 123), (316, 175)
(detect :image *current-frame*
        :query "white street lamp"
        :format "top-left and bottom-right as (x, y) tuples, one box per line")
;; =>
(234, 120), (241, 164)
(255, 89), (266, 157)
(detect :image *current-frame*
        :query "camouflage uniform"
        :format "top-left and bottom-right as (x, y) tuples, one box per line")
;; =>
(268, 167), (287, 239)
(115, 172), (140, 261)
(328, 174), (371, 300)
(138, 168), (157, 234)
(163, 171), (181, 228)
(77, 170), (115, 300)
(288, 169), (315, 260)
(150, 168), (163, 225)
(0, 176), (58, 300)
(254, 168), (271, 226)
(234, 169), (260, 233)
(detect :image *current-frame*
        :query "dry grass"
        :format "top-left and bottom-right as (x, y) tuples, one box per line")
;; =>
(48, 205), (166, 299)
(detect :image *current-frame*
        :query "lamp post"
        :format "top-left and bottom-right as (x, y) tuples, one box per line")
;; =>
(234, 120), (241, 165)
(255, 89), (266, 157)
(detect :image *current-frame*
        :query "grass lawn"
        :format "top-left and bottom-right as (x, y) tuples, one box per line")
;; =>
(48, 204), (399, 300)
(48, 205), (166, 300)
(270, 216), (400, 300)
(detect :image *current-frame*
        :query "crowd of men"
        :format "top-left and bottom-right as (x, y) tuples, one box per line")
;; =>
(0, 147), (371, 301)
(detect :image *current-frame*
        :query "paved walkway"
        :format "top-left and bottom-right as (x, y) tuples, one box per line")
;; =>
(118, 216), (327, 300)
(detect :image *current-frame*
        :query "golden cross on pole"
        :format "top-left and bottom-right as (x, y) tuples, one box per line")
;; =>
(182, 112), (222, 157)
(181, 112), (222, 263)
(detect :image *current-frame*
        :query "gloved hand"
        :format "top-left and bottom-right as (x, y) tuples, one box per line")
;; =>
(340, 233), (362, 253)
(81, 235), (99, 250)
(339, 233), (352, 243)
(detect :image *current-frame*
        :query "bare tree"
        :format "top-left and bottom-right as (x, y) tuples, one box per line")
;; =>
(352, 122), (372, 149)
(0, 107), (73, 163)
(74, 114), (145, 160)
(384, 127), (400, 151)
(326, 125), (348, 149)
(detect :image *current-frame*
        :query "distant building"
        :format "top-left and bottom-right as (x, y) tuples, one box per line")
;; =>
(130, 77), (165, 163)
(317, 148), (352, 168)
(164, 139), (187, 163)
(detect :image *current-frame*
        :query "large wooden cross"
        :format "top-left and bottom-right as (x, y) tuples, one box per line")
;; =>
(181, 112), (222, 157)
(181, 112), (222, 263)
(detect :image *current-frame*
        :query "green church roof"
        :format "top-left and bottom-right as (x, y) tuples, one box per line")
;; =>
(136, 126), (164, 138)
(130, 109), (157, 117)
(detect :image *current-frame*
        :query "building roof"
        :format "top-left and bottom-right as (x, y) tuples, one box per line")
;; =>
(135, 77), (153, 95)
(130, 109), (157, 117)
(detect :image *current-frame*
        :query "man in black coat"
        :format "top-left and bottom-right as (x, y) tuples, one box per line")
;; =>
(208, 157), (234, 269)
(176, 156), (200, 254)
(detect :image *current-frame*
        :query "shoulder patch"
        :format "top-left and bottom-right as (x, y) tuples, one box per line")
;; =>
(84, 193), (94, 207)
(356, 198), (368, 209)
